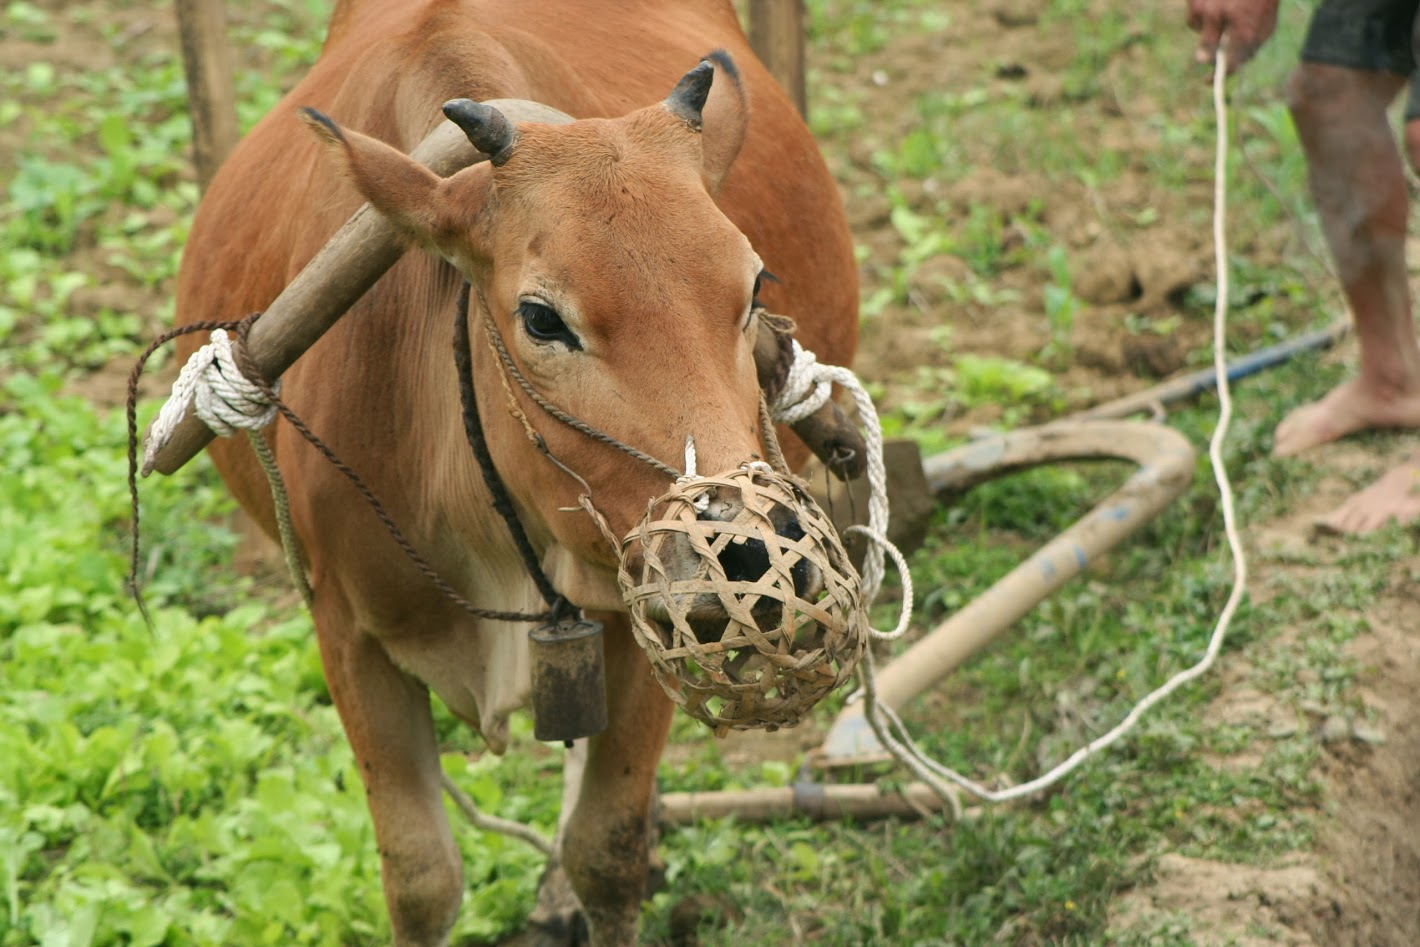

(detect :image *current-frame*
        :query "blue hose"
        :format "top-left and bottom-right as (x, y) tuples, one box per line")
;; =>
(1072, 322), (1348, 421)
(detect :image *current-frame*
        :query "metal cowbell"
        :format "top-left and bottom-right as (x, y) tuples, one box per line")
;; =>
(528, 618), (608, 743)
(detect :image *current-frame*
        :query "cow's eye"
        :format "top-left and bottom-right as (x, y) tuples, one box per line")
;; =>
(752, 268), (778, 309)
(518, 301), (581, 350)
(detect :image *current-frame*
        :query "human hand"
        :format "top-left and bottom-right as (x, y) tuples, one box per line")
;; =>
(1186, 0), (1280, 73)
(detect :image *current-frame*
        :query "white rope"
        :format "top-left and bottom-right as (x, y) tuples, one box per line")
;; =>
(771, 338), (915, 640)
(143, 329), (278, 468)
(682, 434), (698, 479)
(771, 340), (895, 613)
(844, 523), (914, 640)
(440, 772), (553, 856)
(773, 341), (834, 425)
(854, 49), (1247, 805)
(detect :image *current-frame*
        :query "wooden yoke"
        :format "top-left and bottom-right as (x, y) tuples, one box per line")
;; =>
(147, 87), (862, 483)
(143, 101), (572, 477)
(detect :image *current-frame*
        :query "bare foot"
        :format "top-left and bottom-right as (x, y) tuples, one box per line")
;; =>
(1315, 456), (1420, 534)
(1273, 376), (1420, 457)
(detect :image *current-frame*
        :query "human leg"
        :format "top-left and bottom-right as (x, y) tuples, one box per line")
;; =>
(1272, 62), (1420, 457)
(1311, 105), (1420, 533)
(1279, 2), (1420, 532)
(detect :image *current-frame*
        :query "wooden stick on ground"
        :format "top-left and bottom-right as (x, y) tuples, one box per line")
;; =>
(660, 782), (973, 825)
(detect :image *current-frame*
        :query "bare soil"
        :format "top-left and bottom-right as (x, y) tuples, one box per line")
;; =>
(1108, 437), (1420, 945)
(825, 0), (1229, 419)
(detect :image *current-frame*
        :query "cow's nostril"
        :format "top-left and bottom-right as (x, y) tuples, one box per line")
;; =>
(717, 536), (770, 583)
(709, 515), (818, 597)
(777, 518), (817, 597)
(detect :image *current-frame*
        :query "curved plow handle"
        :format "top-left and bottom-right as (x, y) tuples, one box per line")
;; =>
(820, 419), (1197, 763)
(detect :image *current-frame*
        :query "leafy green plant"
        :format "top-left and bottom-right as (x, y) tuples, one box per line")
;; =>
(954, 352), (1055, 406)
(957, 201), (1010, 276)
(1040, 244), (1081, 366)
(6, 157), (86, 251)
(3, 1), (56, 42)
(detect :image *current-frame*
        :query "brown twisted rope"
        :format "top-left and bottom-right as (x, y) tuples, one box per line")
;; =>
(126, 314), (552, 625)
(452, 280), (565, 612)
(244, 428), (312, 607)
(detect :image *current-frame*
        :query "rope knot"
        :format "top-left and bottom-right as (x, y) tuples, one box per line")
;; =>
(770, 340), (833, 426)
(143, 328), (278, 470)
(766, 336), (895, 609)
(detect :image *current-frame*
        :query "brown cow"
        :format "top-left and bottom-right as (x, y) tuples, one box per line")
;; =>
(177, 1), (856, 943)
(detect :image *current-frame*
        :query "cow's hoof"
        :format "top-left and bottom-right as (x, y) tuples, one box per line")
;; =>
(667, 893), (739, 946)
(493, 916), (587, 947)
(523, 913), (589, 947)
(516, 861), (588, 947)
(494, 910), (587, 947)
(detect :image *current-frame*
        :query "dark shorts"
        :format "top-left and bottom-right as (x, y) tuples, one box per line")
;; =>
(1302, 0), (1420, 118)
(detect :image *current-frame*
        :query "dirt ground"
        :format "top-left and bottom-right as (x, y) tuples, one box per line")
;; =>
(807, 3), (1420, 944)
(11, 0), (1419, 943)
(828, 3), (1227, 421)
(1105, 436), (1420, 946)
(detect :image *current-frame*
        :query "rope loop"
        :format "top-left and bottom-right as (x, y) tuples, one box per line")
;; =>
(771, 339), (892, 607)
(770, 340), (833, 426)
(849, 48), (1246, 808)
(845, 524), (914, 641)
(143, 326), (277, 470)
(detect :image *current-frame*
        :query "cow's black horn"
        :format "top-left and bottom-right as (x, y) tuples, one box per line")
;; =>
(664, 60), (714, 131)
(442, 99), (518, 165)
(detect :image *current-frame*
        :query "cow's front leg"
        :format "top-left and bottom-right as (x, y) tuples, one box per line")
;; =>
(314, 595), (463, 947)
(558, 613), (674, 946)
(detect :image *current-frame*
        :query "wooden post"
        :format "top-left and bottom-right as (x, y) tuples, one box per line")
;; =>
(747, 0), (807, 117)
(175, 0), (240, 192)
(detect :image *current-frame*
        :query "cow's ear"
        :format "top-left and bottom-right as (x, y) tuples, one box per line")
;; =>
(700, 51), (749, 194)
(665, 52), (748, 195)
(299, 107), (488, 254)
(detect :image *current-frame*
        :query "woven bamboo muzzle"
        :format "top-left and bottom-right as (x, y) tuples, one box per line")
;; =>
(620, 464), (868, 735)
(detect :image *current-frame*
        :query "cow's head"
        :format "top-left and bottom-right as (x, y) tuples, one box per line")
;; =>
(304, 55), (819, 611)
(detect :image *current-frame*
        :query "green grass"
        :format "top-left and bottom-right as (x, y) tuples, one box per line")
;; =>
(1, 0), (1393, 944)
